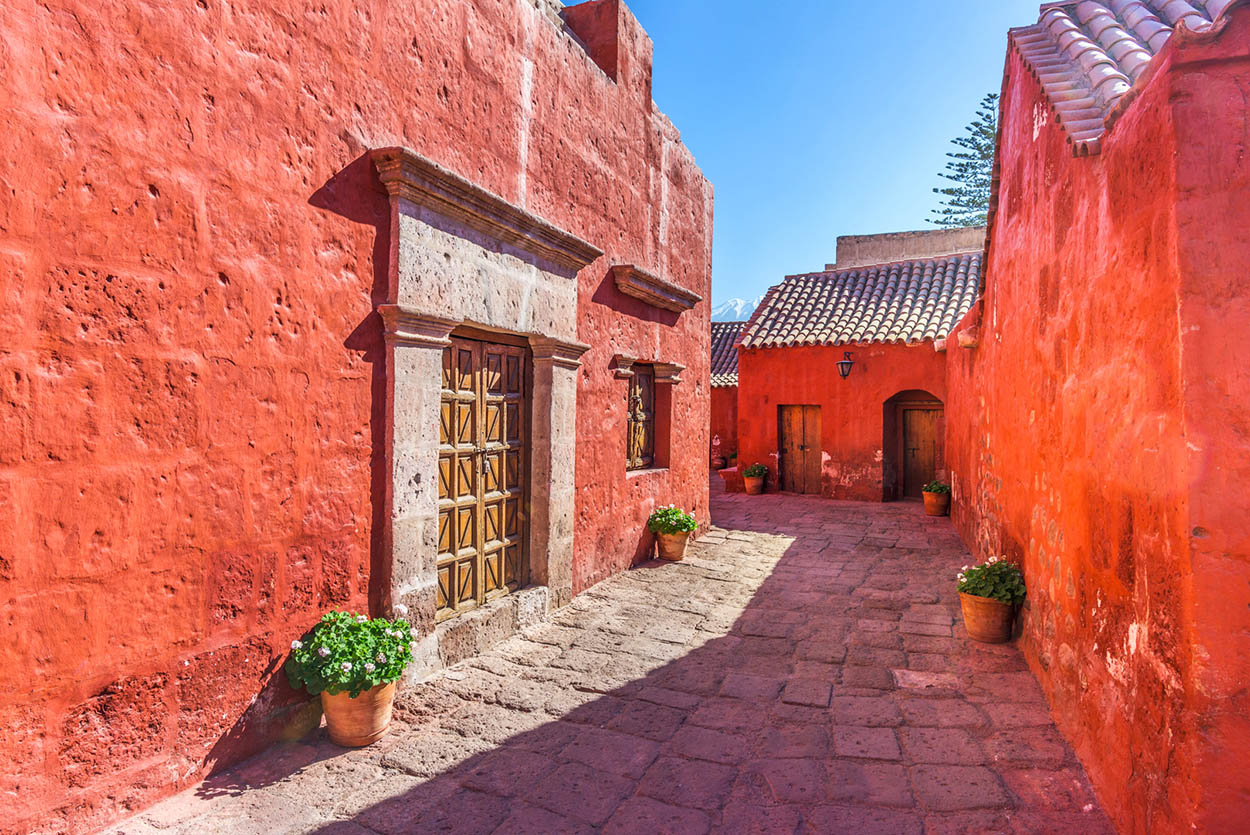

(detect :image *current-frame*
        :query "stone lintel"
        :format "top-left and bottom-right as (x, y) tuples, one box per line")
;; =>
(611, 264), (701, 313)
(378, 304), (457, 348)
(371, 147), (604, 274)
(613, 354), (638, 379)
(530, 335), (591, 369)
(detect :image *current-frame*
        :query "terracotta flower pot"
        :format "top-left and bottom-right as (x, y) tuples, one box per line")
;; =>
(320, 681), (396, 747)
(922, 490), (950, 516)
(959, 592), (1015, 643)
(656, 531), (690, 561)
(743, 476), (765, 495)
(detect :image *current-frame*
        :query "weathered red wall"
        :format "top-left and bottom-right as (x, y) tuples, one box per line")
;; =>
(945, 12), (1250, 832)
(0, 0), (710, 831)
(737, 343), (947, 501)
(711, 386), (738, 456)
(563, 4), (712, 594)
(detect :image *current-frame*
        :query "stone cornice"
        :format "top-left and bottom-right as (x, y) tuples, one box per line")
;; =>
(611, 264), (701, 313)
(378, 305), (457, 348)
(530, 336), (591, 369)
(612, 355), (638, 379)
(371, 147), (604, 274)
(654, 362), (685, 385)
(612, 355), (684, 384)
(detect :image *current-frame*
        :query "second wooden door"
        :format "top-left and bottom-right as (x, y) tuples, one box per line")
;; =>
(778, 405), (821, 494)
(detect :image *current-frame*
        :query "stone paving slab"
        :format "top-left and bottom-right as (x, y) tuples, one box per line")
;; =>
(108, 483), (1113, 835)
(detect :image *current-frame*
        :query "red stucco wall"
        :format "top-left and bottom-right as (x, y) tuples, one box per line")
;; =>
(711, 385), (738, 457)
(945, 13), (1250, 832)
(0, 0), (710, 831)
(737, 343), (947, 501)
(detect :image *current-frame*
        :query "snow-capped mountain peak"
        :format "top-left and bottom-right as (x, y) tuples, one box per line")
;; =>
(711, 295), (765, 322)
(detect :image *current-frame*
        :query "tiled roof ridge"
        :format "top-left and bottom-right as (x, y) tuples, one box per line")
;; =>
(737, 252), (981, 350)
(1013, 0), (1243, 156)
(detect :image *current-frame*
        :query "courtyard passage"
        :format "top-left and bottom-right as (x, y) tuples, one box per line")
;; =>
(111, 486), (1112, 834)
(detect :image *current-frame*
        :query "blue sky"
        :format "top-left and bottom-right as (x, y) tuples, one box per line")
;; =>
(624, 0), (1042, 305)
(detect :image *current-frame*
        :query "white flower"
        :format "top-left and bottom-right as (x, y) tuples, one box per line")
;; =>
(341, 662), (352, 672)
(364, 663), (376, 673)
(317, 647), (331, 658)
(290, 640), (303, 650)
(355, 614), (368, 623)
(410, 628), (419, 639)
(988, 556), (998, 564)
(962, 566), (969, 571)
(376, 652), (387, 663)
(393, 604), (409, 617)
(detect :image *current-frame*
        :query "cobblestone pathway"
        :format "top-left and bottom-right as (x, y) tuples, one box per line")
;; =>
(112, 485), (1112, 834)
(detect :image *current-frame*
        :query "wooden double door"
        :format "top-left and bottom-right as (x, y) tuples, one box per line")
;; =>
(778, 405), (821, 494)
(437, 336), (529, 620)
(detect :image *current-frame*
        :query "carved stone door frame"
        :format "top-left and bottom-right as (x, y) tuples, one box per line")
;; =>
(372, 147), (600, 677)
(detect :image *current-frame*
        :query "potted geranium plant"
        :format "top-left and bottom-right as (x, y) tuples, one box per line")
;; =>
(957, 556), (1026, 643)
(743, 463), (767, 495)
(286, 608), (414, 746)
(648, 505), (697, 561)
(922, 480), (951, 516)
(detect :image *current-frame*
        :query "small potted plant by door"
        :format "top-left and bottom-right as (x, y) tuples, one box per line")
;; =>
(743, 463), (767, 495)
(648, 504), (697, 561)
(286, 608), (415, 746)
(957, 556), (1026, 643)
(922, 480), (951, 516)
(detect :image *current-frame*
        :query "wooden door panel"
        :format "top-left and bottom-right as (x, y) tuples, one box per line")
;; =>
(779, 406), (800, 493)
(903, 409), (939, 498)
(802, 406), (821, 495)
(437, 337), (529, 619)
(779, 405), (820, 494)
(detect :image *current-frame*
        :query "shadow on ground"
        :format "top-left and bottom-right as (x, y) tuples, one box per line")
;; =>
(121, 483), (1112, 835)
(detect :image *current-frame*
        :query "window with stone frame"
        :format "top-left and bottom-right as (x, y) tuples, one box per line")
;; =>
(626, 364), (656, 470)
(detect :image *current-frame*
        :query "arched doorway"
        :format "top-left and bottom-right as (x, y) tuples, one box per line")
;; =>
(882, 390), (945, 501)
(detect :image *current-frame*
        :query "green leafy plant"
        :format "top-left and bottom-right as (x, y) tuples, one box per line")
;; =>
(957, 557), (1026, 605)
(743, 463), (767, 479)
(648, 505), (697, 534)
(285, 610), (414, 697)
(923, 480), (950, 494)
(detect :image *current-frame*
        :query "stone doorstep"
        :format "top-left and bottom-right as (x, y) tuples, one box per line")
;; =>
(419, 586), (551, 678)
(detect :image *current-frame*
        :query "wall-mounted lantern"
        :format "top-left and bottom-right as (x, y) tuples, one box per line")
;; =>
(836, 351), (855, 379)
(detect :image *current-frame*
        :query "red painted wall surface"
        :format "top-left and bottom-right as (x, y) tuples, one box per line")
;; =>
(711, 386), (738, 457)
(737, 344), (947, 501)
(945, 13), (1250, 832)
(0, 0), (710, 831)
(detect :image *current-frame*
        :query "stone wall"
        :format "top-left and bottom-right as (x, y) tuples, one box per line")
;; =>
(944, 10), (1250, 832)
(831, 227), (985, 270)
(0, 0), (711, 831)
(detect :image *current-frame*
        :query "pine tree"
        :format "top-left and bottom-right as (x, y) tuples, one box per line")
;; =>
(930, 93), (999, 228)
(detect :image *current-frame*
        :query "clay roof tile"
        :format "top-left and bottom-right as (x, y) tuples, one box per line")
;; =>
(711, 321), (745, 386)
(737, 253), (983, 350)
(1010, 0), (1239, 152)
